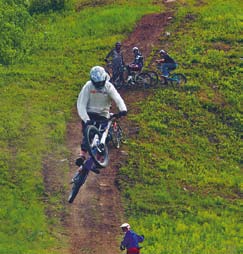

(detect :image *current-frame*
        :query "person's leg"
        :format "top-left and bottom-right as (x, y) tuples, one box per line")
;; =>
(112, 63), (121, 82)
(75, 120), (88, 166)
(167, 63), (177, 74)
(127, 65), (131, 76)
(162, 63), (169, 77)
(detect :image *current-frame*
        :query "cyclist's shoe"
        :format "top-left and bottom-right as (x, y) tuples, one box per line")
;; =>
(75, 155), (85, 167)
(162, 74), (169, 78)
(90, 167), (100, 174)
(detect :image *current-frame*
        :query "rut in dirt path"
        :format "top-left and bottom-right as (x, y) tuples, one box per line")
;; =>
(64, 11), (174, 254)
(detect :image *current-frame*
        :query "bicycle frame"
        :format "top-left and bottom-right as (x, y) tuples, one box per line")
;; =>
(99, 119), (113, 146)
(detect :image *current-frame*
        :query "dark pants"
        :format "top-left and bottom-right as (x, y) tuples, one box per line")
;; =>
(81, 112), (108, 152)
(160, 63), (177, 76)
(111, 64), (124, 82)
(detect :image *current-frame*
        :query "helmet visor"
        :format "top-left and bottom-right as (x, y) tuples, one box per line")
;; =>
(92, 80), (106, 89)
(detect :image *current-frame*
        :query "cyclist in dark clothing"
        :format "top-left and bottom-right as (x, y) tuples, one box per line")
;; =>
(156, 49), (178, 77)
(120, 223), (144, 254)
(105, 42), (124, 83)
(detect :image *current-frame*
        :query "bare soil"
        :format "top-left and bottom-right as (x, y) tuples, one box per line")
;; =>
(61, 6), (174, 254)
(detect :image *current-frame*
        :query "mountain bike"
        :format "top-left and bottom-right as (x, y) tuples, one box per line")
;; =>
(68, 113), (125, 203)
(105, 61), (152, 90)
(123, 66), (152, 90)
(85, 113), (125, 167)
(148, 64), (187, 88)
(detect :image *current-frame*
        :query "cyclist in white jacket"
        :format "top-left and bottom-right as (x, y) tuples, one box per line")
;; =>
(76, 66), (127, 171)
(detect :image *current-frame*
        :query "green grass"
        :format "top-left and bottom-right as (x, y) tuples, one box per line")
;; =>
(0, 0), (242, 253)
(117, 0), (243, 253)
(0, 1), (159, 253)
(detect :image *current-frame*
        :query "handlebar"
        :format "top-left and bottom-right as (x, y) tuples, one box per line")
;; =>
(108, 112), (123, 120)
(87, 112), (125, 126)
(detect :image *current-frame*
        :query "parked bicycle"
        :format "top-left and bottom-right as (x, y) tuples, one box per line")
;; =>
(147, 64), (187, 88)
(68, 113), (125, 203)
(105, 61), (152, 90)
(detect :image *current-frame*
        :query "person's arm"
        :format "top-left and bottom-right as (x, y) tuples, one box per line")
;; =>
(121, 233), (129, 248)
(77, 83), (90, 123)
(108, 84), (127, 113)
(137, 234), (144, 243)
(105, 49), (113, 61)
(156, 58), (164, 63)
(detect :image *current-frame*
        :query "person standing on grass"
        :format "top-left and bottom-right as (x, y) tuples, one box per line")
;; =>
(120, 223), (144, 254)
(75, 66), (127, 173)
(156, 49), (177, 77)
(104, 41), (125, 83)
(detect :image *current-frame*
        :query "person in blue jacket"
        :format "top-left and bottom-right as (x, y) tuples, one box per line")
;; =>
(120, 223), (144, 254)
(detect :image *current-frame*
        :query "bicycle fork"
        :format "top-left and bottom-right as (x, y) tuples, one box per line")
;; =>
(92, 121), (112, 155)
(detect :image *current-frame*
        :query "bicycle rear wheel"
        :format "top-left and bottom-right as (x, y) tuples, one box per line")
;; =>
(146, 71), (159, 88)
(68, 168), (89, 203)
(170, 73), (187, 87)
(85, 125), (109, 168)
(135, 72), (152, 89)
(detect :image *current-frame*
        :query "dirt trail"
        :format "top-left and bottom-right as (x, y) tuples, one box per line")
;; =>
(64, 8), (174, 254)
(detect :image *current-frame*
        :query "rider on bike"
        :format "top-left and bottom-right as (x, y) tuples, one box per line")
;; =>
(104, 42), (125, 83)
(156, 49), (178, 77)
(127, 47), (144, 81)
(120, 223), (144, 254)
(76, 66), (127, 173)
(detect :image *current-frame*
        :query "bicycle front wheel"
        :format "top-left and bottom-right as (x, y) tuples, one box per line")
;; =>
(135, 72), (152, 89)
(85, 125), (109, 168)
(170, 73), (187, 87)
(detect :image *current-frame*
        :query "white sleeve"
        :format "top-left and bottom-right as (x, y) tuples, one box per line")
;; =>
(77, 83), (90, 123)
(108, 83), (127, 112)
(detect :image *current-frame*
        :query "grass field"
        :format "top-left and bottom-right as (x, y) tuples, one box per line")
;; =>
(118, 0), (243, 253)
(0, 0), (242, 253)
(0, 1), (159, 253)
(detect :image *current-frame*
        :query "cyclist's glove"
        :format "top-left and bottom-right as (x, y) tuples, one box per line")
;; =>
(120, 244), (125, 251)
(85, 120), (92, 127)
(118, 110), (127, 118)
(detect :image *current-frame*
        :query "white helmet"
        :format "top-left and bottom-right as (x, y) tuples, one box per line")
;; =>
(90, 66), (107, 89)
(132, 47), (139, 53)
(120, 223), (131, 230)
(159, 49), (167, 55)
